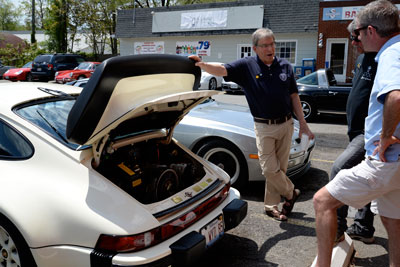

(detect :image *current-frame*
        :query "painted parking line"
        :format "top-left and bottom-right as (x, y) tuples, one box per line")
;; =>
(311, 158), (334, 163)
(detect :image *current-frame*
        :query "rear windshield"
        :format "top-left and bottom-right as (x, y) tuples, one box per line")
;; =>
(14, 99), (80, 150)
(34, 55), (52, 63)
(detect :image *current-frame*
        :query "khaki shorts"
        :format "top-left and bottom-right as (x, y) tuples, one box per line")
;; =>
(326, 157), (400, 219)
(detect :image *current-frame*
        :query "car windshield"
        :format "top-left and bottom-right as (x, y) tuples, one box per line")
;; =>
(296, 72), (318, 85)
(14, 99), (80, 150)
(34, 55), (51, 63)
(23, 62), (32, 68)
(77, 62), (91, 70)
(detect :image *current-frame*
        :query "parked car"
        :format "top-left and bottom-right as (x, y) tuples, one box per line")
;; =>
(55, 61), (101, 84)
(0, 60), (15, 80)
(0, 54), (247, 267)
(198, 63), (224, 90)
(221, 79), (243, 94)
(66, 77), (89, 87)
(297, 68), (352, 121)
(31, 53), (86, 82)
(3, 61), (32, 82)
(174, 98), (315, 188)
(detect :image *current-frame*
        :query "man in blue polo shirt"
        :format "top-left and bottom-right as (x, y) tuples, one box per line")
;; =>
(190, 28), (314, 221)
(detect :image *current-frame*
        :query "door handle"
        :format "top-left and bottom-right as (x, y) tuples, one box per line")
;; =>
(328, 91), (338, 95)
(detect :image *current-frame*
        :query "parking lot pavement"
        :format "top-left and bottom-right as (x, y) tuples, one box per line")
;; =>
(195, 94), (389, 267)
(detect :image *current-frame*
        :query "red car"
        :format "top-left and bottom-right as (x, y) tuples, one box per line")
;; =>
(55, 61), (101, 83)
(3, 62), (32, 82)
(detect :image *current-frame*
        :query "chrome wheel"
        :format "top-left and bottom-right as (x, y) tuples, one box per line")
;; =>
(300, 99), (315, 121)
(203, 147), (240, 184)
(196, 140), (248, 188)
(0, 226), (21, 267)
(208, 78), (217, 90)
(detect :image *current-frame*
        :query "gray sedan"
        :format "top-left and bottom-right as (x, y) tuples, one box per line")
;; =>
(174, 98), (315, 188)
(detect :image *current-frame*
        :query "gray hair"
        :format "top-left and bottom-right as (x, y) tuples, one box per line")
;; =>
(252, 28), (275, 46)
(347, 20), (357, 34)
(356, 0), (400, 37)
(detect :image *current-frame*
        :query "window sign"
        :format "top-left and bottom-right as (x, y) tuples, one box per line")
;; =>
(134, 42), (164, 54)
(176, 41), (211, 56)
(180, 10), (227, 29)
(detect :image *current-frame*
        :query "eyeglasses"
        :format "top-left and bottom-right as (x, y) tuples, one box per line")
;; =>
(354, 26), (368, 37)
(257, 43), (276, 49)
(350, 35), (360, 42)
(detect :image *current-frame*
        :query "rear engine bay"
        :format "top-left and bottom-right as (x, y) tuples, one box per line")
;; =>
(95, 137), (206, 204)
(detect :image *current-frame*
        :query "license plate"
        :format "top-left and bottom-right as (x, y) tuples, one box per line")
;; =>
(5, 76), (8, 79)
(200, 214), (224, 247)
(37, 68), (41, 71)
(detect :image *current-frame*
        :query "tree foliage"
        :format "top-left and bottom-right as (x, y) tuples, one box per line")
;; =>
(0, 42), (46, 67)
(10, 0), (227, 57)
(0, 0), (21, 30)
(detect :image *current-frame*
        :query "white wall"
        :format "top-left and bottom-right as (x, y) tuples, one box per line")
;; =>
(120, 32), (317, 66)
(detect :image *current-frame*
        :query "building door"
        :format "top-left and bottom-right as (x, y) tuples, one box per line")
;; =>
(237, 44), (253, 59)
(325, 38), (348, 82)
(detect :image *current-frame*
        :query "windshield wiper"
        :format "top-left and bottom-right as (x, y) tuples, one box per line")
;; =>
(36, 110), (69, 144)
(37, 87), (76, 100)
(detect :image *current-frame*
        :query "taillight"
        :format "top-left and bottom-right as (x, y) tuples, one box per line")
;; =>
(48, 64), (53, 70)
(95, 183), (230, 253)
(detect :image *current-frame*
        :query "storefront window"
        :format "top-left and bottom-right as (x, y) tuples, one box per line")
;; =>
(276, 41), (296, 64)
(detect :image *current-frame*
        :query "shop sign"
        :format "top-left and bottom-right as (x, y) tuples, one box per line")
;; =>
(180, 10), (227, 29)
(323, 5), (400, 21)
(176, 41), (211, 56)
(134, 42), (165, 54)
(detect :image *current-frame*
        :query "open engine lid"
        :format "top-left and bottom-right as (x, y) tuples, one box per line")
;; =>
(66, 54), (218, 146)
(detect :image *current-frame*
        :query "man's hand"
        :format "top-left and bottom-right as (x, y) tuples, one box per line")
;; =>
(372, 136), (400, 162)
(299, 122), (315, 140)
(188, 56), (228, 77)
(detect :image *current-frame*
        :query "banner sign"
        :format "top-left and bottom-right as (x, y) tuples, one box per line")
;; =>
(176, 41), (211, 56)
(134, 41), (164, 54)
(181, 10), (227, 29)
(323, 5), (400, 21)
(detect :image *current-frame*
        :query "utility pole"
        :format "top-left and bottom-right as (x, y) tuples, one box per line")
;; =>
(31, 0), (37, 44)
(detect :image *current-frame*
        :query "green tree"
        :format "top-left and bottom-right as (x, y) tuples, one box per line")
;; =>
(20, 0), (48, 30)
(43, 0), (68, 52)
(0, 0), (21, 30)
(0, 42), (46, 67)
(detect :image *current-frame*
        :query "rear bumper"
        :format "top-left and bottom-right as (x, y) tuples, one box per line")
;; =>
(91, 197), (247, 267)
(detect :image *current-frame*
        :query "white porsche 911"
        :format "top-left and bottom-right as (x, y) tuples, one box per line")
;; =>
(0, 55), (247, 267)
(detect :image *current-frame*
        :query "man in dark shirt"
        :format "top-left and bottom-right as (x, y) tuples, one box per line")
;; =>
(331, 21), (377, 243)
(190, 28), (314, 221)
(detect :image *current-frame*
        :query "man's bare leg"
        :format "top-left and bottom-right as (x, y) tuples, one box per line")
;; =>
(380, 216), (400, 267)
(313, 187), (344, 267)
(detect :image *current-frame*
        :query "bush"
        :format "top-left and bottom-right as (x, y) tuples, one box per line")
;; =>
(0, 42), (46, 67)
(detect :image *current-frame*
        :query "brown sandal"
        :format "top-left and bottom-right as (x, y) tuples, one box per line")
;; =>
(265, 209), (287, 221)
(282, 189), (300, 216)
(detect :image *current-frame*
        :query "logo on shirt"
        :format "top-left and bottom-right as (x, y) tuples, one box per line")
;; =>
(279, 73), (287, 81)
(361, 66), (373, 81)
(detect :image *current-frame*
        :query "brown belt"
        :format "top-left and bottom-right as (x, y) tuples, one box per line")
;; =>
(253, 114), (292, 125)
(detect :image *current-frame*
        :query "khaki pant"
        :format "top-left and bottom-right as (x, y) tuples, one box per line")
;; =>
(254, 119), (294, 211)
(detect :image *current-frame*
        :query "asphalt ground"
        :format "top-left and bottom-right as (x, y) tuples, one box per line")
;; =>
(190, 93), (390, 267)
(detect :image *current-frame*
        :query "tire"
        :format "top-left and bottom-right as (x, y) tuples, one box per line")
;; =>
(208, 78), (217, 90)
(0, 215), (36, 267)
(26, 73), (32, 82)
(300, 98), (316, 122)
(77, 75), (86, 80)
(195, 139), (248, 188)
